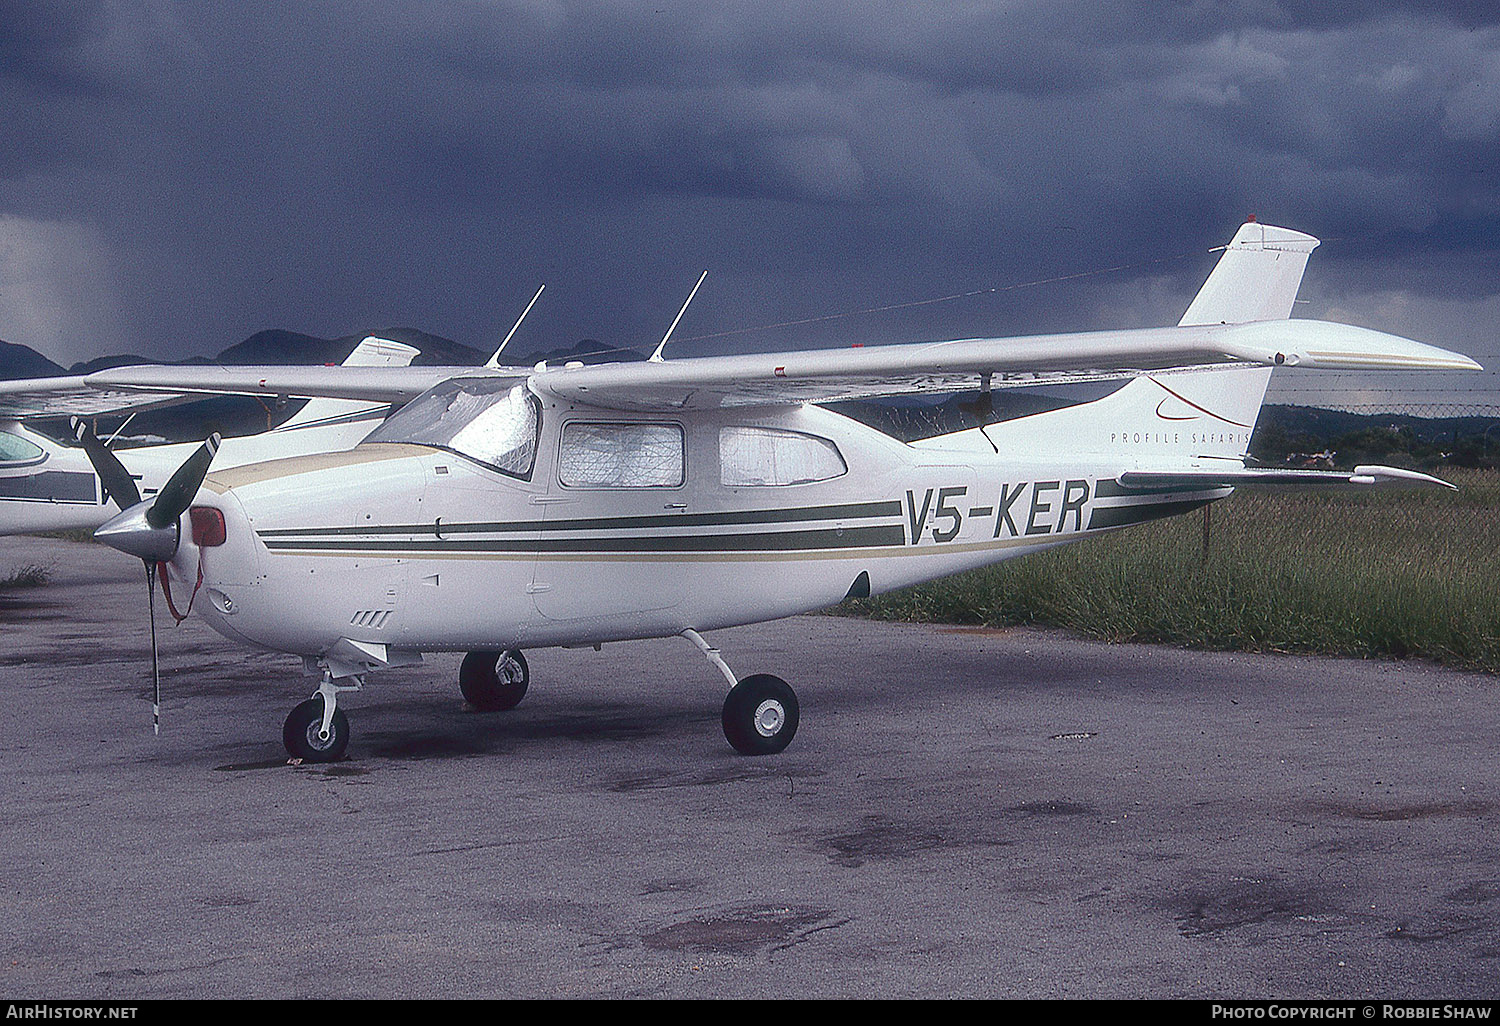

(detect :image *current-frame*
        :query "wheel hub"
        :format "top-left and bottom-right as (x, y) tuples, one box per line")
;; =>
(753, 699), (785, 737)
(304, 721), (336, 751)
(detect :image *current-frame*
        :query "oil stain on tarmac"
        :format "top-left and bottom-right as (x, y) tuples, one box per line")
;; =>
(641, 905), (849, 956)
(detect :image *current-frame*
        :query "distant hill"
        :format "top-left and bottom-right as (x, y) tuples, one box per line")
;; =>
(0, 339), (65, 379)
(524, 338), (648, 365)
(1252, 404), (1500, 469)
(4, 327), (660, 444)
(67, 353), (175, 375)
(0, 328), (491, 383)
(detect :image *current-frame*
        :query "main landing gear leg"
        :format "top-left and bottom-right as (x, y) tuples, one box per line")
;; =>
(680, 629), (799, 756)
(282, 672), (361, 763)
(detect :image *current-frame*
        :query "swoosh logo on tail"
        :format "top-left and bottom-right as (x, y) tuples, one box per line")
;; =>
(1149, 377), (1253, 429)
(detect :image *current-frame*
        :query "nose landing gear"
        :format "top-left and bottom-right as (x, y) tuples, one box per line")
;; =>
(282, 674), (360, 763)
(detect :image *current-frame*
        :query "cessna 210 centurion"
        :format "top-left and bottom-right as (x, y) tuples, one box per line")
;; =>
(13, 220), (1482, 761)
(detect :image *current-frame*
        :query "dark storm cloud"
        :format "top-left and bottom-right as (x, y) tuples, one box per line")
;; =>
(0, 0), (1497, 388)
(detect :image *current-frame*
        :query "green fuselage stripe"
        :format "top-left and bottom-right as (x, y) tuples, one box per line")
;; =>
(257, 499), (904, 539)
(262, 524), (906, 554)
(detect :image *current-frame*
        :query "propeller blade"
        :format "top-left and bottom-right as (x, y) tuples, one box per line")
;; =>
(70, 417), (141, 510)
(146, 562), (161, 735)
(147, 433), (221, 529)
(87, 433), (221, 737)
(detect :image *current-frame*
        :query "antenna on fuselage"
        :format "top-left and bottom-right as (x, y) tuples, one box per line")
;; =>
(649, 270), (708, 363)
(485, 283), (546, 369)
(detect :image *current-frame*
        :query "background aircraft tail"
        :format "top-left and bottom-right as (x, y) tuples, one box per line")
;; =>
(272, 336), (419, 432)
(923, 218), (1319, 461)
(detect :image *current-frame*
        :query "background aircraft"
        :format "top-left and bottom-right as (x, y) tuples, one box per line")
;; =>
(0, 336), (419, 535)
(9, 221), (1483, 761)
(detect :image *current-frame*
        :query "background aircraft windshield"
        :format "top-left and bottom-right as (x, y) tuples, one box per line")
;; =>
(0, 431), (45, 464)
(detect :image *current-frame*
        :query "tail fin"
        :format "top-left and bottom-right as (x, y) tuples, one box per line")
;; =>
(957, 365), (1267, 461)
(927, 220), (1318, 461)
(1178, 217), (1319, 326)
(275, 336), (419, 430)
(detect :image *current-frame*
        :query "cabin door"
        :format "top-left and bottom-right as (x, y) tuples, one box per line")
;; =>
(530, 418), (691, 625)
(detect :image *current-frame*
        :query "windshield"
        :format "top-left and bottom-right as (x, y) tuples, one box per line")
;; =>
(366, 378), (540, 478)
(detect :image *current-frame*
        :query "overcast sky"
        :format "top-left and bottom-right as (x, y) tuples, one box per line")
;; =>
(1, 1), (1497, 405)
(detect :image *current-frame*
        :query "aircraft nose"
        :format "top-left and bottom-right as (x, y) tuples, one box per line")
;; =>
(96, 500), (180, 562)
(171, 487), (262, 588)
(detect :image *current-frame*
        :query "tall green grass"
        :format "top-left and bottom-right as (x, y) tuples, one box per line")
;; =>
(842, 469), (1500, 672)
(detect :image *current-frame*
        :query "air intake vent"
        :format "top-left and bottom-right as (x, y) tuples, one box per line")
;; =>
(349, 610), (392, 629)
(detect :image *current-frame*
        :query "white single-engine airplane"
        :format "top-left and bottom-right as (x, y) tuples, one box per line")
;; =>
(11, 220), (1482, 761)
(0, 335), (421, 536)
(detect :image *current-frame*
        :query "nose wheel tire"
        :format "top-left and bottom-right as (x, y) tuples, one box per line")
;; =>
(282, 697), (350, 763)
(460, 649), (530, 711)
(722, 674), (799, 755)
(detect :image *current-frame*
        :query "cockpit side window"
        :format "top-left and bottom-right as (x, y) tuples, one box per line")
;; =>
(559, 422), (684, 488)
(365, 379), (540, 479)
(720, 426), (846, 486)
(0, 431), (45, 465)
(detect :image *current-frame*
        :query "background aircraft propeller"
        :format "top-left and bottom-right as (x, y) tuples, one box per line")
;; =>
(70, 418), (141, 511)
(74, 430), (222, 735)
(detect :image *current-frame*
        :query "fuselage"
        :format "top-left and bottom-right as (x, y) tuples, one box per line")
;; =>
(177, 396), (1227, 659)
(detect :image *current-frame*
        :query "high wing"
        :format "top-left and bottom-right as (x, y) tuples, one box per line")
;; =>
(84, 363), (490, 406)
(0, 363), (500, 420)
(0, 374), (194, 420)
(0, 317), (1478, 418)
(528, 318), (1479, 411)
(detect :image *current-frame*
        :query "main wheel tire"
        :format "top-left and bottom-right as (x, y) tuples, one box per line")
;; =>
(459, 649), (529, 711)
(282, 697), (350, 763)
(721, 674), (799, 756)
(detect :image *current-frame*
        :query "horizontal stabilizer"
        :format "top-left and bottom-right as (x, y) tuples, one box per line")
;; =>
(1117, 464), (1455, 491)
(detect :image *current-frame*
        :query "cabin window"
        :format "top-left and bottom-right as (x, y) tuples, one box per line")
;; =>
(559, 422), (684, 488)
(720, 426), (846, 486)
(365, 379), (540, 478)
(0, 431), (44, 464)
